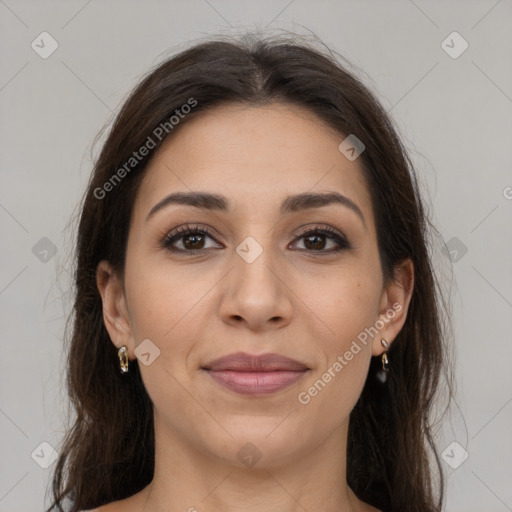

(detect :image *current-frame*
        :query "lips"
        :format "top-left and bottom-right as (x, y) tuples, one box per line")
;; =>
(202, 352), (309, 372)
(202, 352), (310, 396)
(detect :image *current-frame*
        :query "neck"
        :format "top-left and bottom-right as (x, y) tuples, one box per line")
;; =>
(139, 416), (369, 512)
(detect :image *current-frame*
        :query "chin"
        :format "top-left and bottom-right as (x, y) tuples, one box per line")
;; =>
(201, 423), (309, 469)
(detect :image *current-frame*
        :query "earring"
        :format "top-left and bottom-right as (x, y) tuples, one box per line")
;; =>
(118, 346), (129, 374)
(376, 338), (389, 383)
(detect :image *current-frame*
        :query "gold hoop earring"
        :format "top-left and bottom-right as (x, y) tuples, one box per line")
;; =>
(376, 338), (389, 383)
(118, 346), (129, 374)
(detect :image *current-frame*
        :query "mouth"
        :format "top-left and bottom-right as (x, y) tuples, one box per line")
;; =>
(201, 352), (310, 396)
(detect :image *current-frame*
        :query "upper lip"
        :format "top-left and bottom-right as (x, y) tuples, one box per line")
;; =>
(202, 352), (309, 372)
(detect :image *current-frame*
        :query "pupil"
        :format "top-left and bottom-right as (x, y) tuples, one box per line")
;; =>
(185, 234), (203, 249)
(305, 235), (324, 250)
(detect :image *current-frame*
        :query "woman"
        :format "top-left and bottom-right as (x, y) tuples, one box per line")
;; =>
(47, 32), (451, 512)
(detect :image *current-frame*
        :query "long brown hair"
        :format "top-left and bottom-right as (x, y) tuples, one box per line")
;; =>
(47, 32), (453, 512)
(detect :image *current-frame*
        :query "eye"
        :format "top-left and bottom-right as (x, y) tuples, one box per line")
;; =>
(161, 224), (350, 255)
(161, 224), (221, 254)
(291, 225), (350, 253)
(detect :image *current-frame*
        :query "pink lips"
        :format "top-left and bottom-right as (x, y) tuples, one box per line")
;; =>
(202, 352), (309, 396)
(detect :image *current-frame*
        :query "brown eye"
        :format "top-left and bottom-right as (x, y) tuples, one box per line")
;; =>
(162, 225), (221, 254)
(181, 233), (206, 250)
(161, 224), (350, 256)
(304, 233), (328, 250)
(292, 226), (350, 253)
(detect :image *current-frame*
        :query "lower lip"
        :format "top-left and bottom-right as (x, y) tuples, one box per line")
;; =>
(204, 369), (309, 396)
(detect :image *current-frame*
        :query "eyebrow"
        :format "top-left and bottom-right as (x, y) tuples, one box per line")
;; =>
(146, 191), (366, 227)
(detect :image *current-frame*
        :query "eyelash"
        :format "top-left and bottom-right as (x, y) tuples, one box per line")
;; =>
(161, 223), (350, 256)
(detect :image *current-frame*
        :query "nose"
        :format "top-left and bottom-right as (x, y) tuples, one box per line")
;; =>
(218, 239), (293, 331)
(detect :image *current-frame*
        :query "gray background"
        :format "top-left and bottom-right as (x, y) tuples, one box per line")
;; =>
(1, 0), (511, 511)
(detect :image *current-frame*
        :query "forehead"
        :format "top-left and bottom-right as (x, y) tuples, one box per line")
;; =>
(134, 103), (374, 222)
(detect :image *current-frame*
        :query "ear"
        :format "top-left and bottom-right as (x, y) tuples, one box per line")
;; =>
(96, 260), (135, 360)
(372, 258), (414, 356)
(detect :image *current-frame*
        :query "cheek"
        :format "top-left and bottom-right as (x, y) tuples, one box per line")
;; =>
(124, 253), (218, 377)
(124, 260), (213, 413)
(293, 269), (380, 412)
(297, 265), (381, 347)
(125, 247), (202, 334)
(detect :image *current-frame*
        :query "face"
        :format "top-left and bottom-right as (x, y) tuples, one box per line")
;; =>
(98, 102), (413, 469)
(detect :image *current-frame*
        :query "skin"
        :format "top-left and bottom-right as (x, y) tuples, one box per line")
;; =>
(95, 102), (414, 512)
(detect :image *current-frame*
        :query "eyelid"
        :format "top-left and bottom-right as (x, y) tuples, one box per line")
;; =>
(294, 223), (347, 238)
(160, 223), (221, 248)
(161, 222), (351, 254)
(290, 225), (351, 251)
